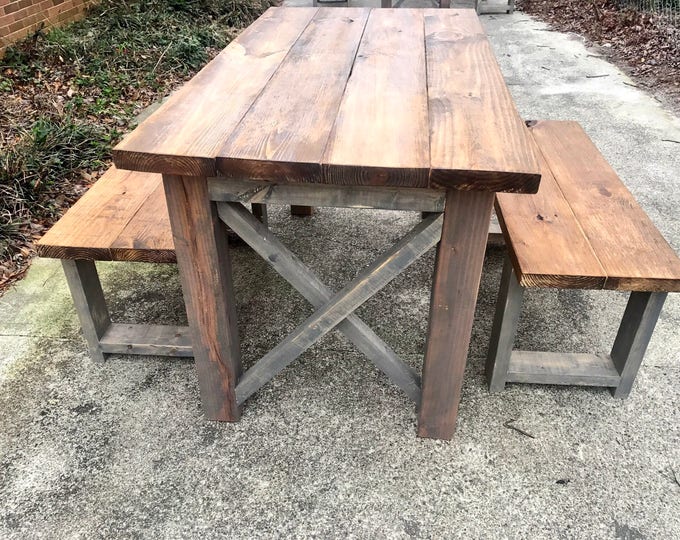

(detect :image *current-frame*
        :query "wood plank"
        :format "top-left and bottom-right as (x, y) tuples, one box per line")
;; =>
(486, 255), (525, 392)
(424, 9), (541, 193)
(506, 350), (621, 387)
(321, 9), (430, 187)
(217, 201), (421, 402)
(235, 213), (443, 404)
(495, 143), (607, 289)
(216, 8), (370, 182)
(290, 205), (314, 217)
(37, 167), (161, 261)
(418, 189), (495, 440)
(62, 260), (111, 363)
(531, 120), (680, 292)
(162, 174), (241, 421)
(99, 323), (193, 357)
(610, 291), (667, 397)
(109, 181), (176, 263)
(208, 177), (447, 212)
(113, 7), (318, 177)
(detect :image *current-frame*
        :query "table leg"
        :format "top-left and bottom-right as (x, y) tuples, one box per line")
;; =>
(418, 189), (495, 439)
(162, 174), (241, 421)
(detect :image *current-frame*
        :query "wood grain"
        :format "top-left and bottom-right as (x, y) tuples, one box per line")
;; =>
(418, 189), (495, 440)
(495, 148), (606, 289)
(37, 167), (168, 261)
(110, 181), (175, 263)
(62, 259), (111, 363)
(235, 213), (443, 404)
(99, 323), (193, 357)
(321, 8), (430, 187)
(217, 8), (370, 182)
(424, 9), (541, 193)
(530, 120), (680, 292)
(506, 351), (621, 387)
(218, 201), (422, 402)
(208, 177), (447, 212)
(162, 174), (241, 421)
(113, 7), (317, 176)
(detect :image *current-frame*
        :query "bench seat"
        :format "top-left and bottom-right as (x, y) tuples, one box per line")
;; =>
(37, 167), (175, 263)
(488, 120), (680, 397)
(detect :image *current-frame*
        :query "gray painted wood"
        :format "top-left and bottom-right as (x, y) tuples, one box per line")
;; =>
(486, 255), (525, 392)
(610, 291), (667, 398)
(99, 323), (193, 357)
(506, 350), (621, 387)
(61, 260), (111, 363)
(217, 202), (422, 401)
(233, 212), (443, 405)
(208, 178), (446, 212)
(251, 203), (268, 227)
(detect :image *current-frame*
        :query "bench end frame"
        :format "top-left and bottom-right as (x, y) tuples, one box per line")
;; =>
(486, 254), (668, 398)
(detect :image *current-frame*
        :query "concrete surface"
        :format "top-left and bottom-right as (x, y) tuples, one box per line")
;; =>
(2, 7), (680, 539)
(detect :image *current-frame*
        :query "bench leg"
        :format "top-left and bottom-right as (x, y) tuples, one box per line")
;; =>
(486, 254), (524, 392)
(610, 291), (667, 398)
(61, 260), (111, 363)
(290, 205), (314, 217)
(251, 203), (268, 228)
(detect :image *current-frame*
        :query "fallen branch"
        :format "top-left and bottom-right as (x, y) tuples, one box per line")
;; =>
(503, 419), (535, 439)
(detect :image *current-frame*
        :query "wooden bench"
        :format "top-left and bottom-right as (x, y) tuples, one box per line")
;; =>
(488, 120), (680, 397)
(36, 166), (194, 362)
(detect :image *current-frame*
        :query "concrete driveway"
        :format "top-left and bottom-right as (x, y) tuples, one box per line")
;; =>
(1, 8), (679, 539)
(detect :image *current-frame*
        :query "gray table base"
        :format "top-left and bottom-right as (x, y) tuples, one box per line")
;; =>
(486, 255), (667, 398)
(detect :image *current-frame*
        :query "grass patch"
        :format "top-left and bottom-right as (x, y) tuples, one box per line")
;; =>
(0, 0), (269, 284)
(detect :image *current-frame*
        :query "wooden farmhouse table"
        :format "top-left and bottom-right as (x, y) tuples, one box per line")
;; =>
(113, 7), (541, 440)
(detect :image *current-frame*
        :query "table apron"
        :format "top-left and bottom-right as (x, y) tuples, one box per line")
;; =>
(207, 177), (446, 212)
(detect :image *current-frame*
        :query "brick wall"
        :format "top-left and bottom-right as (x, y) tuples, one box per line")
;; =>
(0, 0), (98, 57)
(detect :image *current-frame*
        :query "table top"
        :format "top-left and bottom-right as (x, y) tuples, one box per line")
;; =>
(113, 7), (540, 193)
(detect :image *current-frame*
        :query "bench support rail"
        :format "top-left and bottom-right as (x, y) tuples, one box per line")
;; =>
(62, 259), (193, 362)
(486, 254), (667, 397)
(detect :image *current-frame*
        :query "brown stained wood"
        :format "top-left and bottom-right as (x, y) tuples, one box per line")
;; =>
(424, 9), (541, 193)
(113, 7), (318, 177)
(530, 121), (680, 292)
(37, 167), (163, 261)
(418, 189), (495, 440)
(110, 181), (175, 263)
(162, 174), (241, 421)
(217, 8), (370, 182)
(322, 9), (430, 187)
(495, 151), (606, 290)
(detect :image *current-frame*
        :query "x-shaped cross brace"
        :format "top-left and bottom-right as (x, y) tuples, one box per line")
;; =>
(217, 202), (443, 405)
